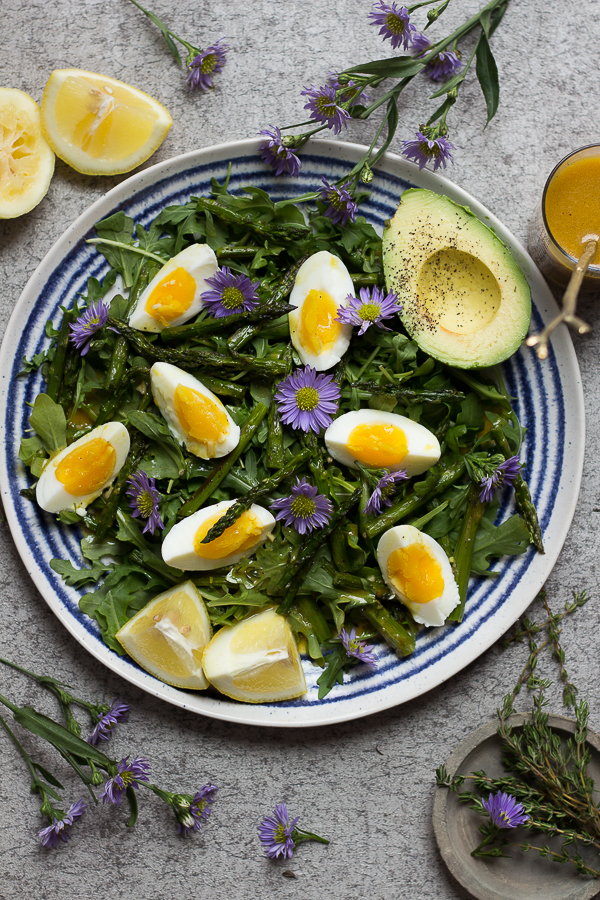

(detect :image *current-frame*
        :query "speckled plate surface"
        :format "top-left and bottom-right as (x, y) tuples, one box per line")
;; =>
(0, 138), (585, 728)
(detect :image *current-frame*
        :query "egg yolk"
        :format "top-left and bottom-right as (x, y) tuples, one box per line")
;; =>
(55, 437), (116, 496)
(347, 423), (408, 468)
(298, 289), (341, 356)
(173, 385), (229, 448)
(386, 543), (444, 605)
(145, 267), (196, 325)
(193, 510), (263, 560)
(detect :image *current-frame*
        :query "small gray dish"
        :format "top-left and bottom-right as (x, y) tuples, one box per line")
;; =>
(433, 714), (600, 900)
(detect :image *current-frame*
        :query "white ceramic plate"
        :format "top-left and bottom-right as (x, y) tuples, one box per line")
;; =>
(0, 138), (584, 728)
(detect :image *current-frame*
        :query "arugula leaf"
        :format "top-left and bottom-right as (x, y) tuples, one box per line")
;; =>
(470, 515), (531, 575)
(50, 558), (111, 587)
(28, 394), (67, 454)
(94, 212), (141, 288)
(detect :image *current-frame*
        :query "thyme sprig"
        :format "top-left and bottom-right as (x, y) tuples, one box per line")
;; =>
(436, 589), (600, 878)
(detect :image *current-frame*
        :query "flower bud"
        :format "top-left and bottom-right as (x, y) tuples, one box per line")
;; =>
(361, 165), (374, 184)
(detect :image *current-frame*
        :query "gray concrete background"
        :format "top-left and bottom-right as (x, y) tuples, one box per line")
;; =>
(1, 1), (599, 898)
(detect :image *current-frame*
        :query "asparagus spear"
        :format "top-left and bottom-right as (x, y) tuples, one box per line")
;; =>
(196, 197), (310, 242)
(363, 598), (416, 656)
(266, 401), (285, 469)
(365, 459), (466, 540)
(346, 382), (465, 404)
(45, 311), (72, 402)
(94, 367), (151, 427)
(227, 255), (308, 352)
(199, 375), (246, 400)
(447, 485), (486, 623)
(177, 404), (268, 517)
(160, 301), (294, 343)
(199, 447), (312, 543)
(491, 422), (544, 553)
(108, 318), (288, 376)
(275, 489), (361, 615)
(216, 246), (262, 258)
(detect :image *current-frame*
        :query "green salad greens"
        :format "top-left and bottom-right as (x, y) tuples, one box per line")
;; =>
(19, 171), (541, 700)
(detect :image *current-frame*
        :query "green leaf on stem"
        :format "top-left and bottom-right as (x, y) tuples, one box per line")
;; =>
(475, 32), (500, 125)
(28, 393), (67, 455)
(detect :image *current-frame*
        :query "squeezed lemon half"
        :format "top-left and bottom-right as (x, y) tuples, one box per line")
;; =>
(202, 608), (307, 703)
(41, 68), (172, 175)
(116, 581), (212, 690)
(0, 88), (55, 218)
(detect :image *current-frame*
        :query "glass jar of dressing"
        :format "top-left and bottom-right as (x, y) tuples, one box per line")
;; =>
(528, 144), (600, 290)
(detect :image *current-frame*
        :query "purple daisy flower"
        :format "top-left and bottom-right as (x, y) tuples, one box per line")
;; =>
(37, 799), (86, 849)
(258, 127), (301, 177)
(69, 300), (110, 356)
(339, 626), (377, 667)
(336, 286), (402, 335)
(327, 74), (370, 108)
(126, 470), (164, 536)
(201, 266), (260, 318)
(99, 755), (151, 806)
(402, 131), (455, 171)
(301, 84), (351, 135)
(186, 40), (228, 91)
(174, 784), (218, 836)
(318, 177), (358, 227)
(259, 803), (299, 860)
(271, 478), (333, 535)
(479, 456), (521, 503)
(412, 32), (462, 81)
(368, 1), (417, 50)
(365, 469), (409, 516)
(87, 699), (130, 746)
(275, 366), (340, 434)
(482, 791), (530, 829)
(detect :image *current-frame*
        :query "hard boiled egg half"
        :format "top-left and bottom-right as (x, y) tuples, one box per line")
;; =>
(324, 409), (440, 476)
(162, 500), (276, 571)
(150, 362), (240, 459)
(377, 524), (459, 626)
(36, 422), (130, 514)
(289, 250), (354, 370)
(129, 243), (217, 332)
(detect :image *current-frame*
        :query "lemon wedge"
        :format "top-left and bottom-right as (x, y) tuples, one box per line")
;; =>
(116, 581), (212, 689)
(0, 88), (55, 219)
(40, 68), (172, 176)
(202, 608), (307, 703)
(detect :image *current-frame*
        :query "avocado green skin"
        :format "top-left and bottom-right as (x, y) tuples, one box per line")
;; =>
(382, 189), (532, 370)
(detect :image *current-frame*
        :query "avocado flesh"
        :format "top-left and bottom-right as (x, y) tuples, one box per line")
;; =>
(382, 189), (531, 369)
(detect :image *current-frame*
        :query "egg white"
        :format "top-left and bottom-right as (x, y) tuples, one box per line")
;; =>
(150, 362), (240, 459)
(35, 422), (130, 514)
(289, 250), (354, 370)
(376, 524), (459, 626)
(162, 501), (276, 571)
(324, 409), (440, 475)
(129, 243), (217, 332)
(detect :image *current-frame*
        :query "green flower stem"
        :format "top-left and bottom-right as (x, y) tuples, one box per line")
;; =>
(363, 598), (416, 657)
(291, 827), (330, 846)
(94, 433), (149, 541)
(275, 489), (361, 615)
(86, 238), (167, 265)
(448, 485), (486, 623)
(199, 447), (312, 543)
(125, 0), (191, 52)
(365, 458), (466, 540)
(178, 403), (268, 517)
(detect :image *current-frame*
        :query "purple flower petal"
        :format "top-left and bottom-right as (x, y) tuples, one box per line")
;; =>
(482, 791), (530, 829)
(258, 802), (299, 859)
(126, 470), (164, 536)
(37, 799), (86, 849)
(271, 477), (333, 535)
(87, 699), (130, 746)
(318, 177), (357, 227)
(402, 131), (455, 171)
(368, 1), (417, 50)
(69, 299), (110, 356)
(201, 266), (260, 318)
(365, 469), (409, 516)
(187, 40), (228, 91)
(274, 366), (340, 434)
(176, 783), (218, 836)
(339, 626), (378, 667)
(336, 286), (402, 335)
(301, 84), (350, 135)
(99, 755), (151, 806)
(258, 127), (301, 177)
(479, 456), (521, 503)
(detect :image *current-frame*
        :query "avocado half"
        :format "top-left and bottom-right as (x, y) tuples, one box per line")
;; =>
(382, 189), (531, 369)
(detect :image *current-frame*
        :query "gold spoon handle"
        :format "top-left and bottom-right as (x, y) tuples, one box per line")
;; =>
(526, 238), (597, 359)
